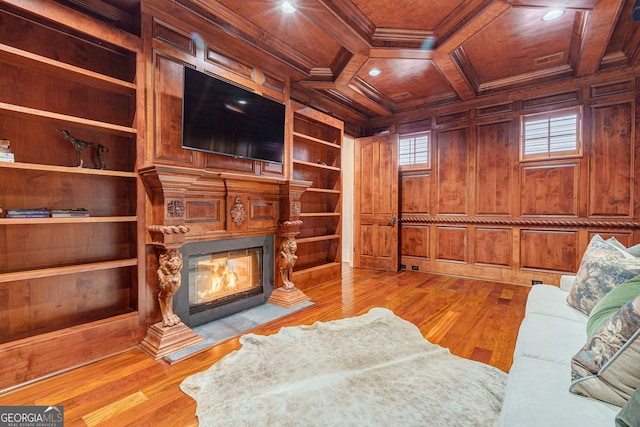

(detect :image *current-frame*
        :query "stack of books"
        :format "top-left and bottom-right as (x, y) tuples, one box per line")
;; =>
(51, 208), (90, 218)
(5, 208), (90, 218)
(0, 138), (13, 163)
(7, 208), (51, 218)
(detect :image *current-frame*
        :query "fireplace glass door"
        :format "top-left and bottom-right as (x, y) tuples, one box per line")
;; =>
(188, 247), (262, 311)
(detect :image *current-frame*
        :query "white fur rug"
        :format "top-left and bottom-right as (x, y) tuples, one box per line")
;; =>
(180, 307), (506, 426)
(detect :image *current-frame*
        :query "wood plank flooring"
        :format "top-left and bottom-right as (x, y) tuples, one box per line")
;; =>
(0, 265), (531, 426)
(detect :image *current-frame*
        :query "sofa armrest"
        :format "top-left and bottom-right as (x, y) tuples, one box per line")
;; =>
(560, 275), (577, 292)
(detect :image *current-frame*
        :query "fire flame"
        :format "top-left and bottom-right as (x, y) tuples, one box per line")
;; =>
(198, 261), (239, 301)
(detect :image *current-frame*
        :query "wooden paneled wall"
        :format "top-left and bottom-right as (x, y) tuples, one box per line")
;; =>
(396, 78), (640, 286)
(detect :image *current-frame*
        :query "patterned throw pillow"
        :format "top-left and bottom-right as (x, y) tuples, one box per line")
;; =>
(587, 275), (640, 338)
(566, 235), (640, 315)
(570, 295), (640, 407)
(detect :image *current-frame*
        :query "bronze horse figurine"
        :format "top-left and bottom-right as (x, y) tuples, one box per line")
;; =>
(57, 129), (108, 169)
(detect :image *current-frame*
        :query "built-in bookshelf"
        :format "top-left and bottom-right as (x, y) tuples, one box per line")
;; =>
(0, 1), (143, 389)
(291, 102), (343, 287)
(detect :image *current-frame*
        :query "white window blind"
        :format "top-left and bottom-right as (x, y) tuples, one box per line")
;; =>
(522, 109), (580, 158)
(399, 132), (430, 167)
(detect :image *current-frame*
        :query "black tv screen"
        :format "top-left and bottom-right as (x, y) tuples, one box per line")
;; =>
(182, 67), (285, 164)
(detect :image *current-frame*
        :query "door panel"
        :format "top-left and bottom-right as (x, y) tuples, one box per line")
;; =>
(354, 134), (399, 271)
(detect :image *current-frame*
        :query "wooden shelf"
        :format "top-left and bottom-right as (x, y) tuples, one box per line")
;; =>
(292, 102), (343, 287)
(0, 216), (136, 225)
(293, 131), (340, 149)
(0, 161), (136, 178)
(296, 234), (340, 244)
(0, 3), (143, 391)
(0, 258), (138, 283)
(292, 159), (341, 172)
(0, 43), (136, 94)
(0, 102), (137, 136)
(299, 212), (340, 217)
(305, 187), (341, 194)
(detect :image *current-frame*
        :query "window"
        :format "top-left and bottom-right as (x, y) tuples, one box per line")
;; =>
(399, 132), (430, 168)
(521, 107), (581, 159)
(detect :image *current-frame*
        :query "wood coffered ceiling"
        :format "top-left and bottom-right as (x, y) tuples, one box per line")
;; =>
(60, 0), (640, 128)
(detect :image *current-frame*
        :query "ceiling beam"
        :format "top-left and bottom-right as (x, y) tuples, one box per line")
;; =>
(432, 0), (512, 101)
(294, 0), (372, 55)
(576, 0), (625, 76)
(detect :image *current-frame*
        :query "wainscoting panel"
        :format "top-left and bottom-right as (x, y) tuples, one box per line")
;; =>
(474, 227), (512, 267)
(519, 229), (578, 273)
(436, 226), (467, 263)
(400, 225), (430, 258)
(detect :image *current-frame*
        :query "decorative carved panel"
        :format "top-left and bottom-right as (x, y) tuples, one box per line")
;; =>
(521, 163), (579, 216)
(186, 200), (222, 223)
(248, 199), (279, 229)
(229, 196), (247, 229)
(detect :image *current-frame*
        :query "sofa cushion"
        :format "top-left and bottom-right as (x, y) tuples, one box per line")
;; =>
(498, 356), (619, 427)
(570, 295), (640, 407)
(513, 313), (586, 363)
(587, 275), (640, 338)
(567, 235), (640, 315)
(526, 284), (587, 322)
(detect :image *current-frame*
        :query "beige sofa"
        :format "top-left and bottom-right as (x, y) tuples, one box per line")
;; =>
(498, 276), (621, 426)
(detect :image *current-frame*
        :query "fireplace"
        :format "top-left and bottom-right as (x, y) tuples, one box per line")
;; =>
(175, 235), (275, 327)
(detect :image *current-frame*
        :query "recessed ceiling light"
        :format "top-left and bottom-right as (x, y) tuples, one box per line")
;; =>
(368, 68), (381, 77)
(281, 2), (296, 13)
(542, 9), (564, 21)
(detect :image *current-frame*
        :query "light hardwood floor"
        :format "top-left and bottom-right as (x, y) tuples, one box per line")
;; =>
(0, 265), (531, 426)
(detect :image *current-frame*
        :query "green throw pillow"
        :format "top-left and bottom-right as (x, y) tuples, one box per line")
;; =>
(587, 275), (640, 338)
(617, 385), (640, 427)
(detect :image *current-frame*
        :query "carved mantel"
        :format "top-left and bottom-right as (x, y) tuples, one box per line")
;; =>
(138, 165), (313, 356)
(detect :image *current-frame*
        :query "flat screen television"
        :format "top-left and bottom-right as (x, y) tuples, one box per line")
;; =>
(181, 67), (286, 164)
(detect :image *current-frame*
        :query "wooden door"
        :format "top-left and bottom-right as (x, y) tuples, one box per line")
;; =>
(354, 134), (399, 271)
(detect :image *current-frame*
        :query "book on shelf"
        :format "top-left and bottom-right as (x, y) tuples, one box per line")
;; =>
(0, 139), (13, 162)
(51, 208), (90, 218)
(0, 152), (14, 162)
(6, 208), (51, 218)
